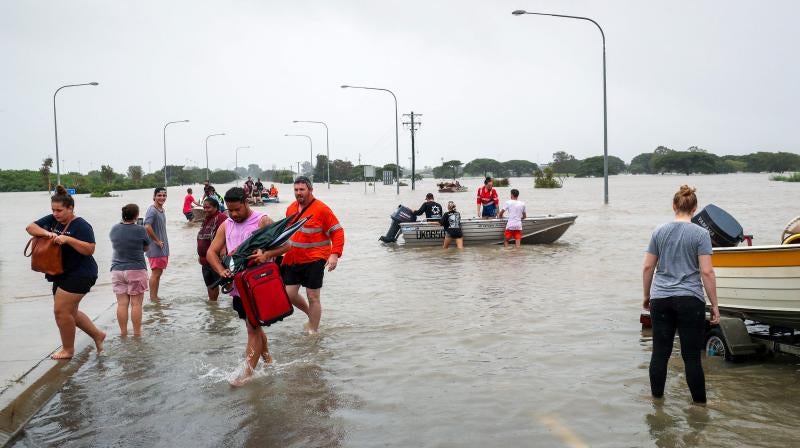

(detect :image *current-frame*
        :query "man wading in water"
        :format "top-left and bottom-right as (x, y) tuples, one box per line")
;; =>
(282, 176), (345, 335)
(206, 187), (289, 386)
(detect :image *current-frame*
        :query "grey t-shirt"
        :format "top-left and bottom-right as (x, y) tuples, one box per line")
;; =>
(145, 205), (169, 258)
(109, 223), (149, 271)
(647, 221), (713, 302)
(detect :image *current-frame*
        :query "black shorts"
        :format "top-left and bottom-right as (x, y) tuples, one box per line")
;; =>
(446, 228), (463, 239)
(281, 259), (326, 289)
(201, 264), (221, 288)
(52, 276), (97, 295)
(232, 296), (246, 320)
(184, 211), (193, 220)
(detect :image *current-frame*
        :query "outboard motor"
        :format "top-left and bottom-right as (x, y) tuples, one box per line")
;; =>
(379, 205), (416, 243)
(692, 204), (744, 247)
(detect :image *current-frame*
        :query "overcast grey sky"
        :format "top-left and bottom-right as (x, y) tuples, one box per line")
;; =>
(2, 0), (798, 174)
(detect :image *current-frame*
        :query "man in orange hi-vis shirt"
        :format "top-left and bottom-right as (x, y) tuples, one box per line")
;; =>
(282, 176), (344, 335)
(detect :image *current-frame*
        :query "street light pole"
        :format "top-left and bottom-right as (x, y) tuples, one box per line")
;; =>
(235, 145), (251, 185)
(341, 85), (401, 194)
(205, 133), (226, 180)
(293, 120), (331, 189)
(163, 119), (190, 187)
(53, 82), (99, 186)
(284, 134), (313, 178)
(512, 9), (609, 204)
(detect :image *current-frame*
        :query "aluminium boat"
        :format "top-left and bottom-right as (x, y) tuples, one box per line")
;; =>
(398, 214), (577, 246)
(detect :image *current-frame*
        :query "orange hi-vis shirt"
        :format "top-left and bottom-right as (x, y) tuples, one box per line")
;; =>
(283, 198), (344, 265)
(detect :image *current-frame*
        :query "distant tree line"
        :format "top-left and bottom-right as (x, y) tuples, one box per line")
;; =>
(3, 147), (798, 193)
(0, 159), (242, 193)
(629, 146), (800, 175)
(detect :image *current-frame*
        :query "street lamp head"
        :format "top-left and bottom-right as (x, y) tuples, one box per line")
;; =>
(512, 10), (527, 15)
(340, 85), (350, 89)
(292, 120), (299, 123)
(89, 82), (99, 86)
(182, 119), (190, 123)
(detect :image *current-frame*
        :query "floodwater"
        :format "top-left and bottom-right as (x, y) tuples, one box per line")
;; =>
(2, 174), (798, 447)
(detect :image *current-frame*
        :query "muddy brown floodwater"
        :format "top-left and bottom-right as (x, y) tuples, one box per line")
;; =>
(1, 174), (798, 447)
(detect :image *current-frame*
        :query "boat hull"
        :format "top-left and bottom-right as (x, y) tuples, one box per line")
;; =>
(712, 245), (800, 329)
(399, 214), (577, 246)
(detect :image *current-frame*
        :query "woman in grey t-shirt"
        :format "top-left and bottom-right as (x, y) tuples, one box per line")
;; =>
(642, 185), (720, 404)
(110, 204), (149, 336)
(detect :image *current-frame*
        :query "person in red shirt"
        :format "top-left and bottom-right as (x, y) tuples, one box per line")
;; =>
(196, 197), (229, 300)
(183, 188), (201, 221)
(476, 177), (499, 218)
(282, 176), (344, 335)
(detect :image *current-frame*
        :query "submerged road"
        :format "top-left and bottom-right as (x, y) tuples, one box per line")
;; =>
(1, 174), (798, 447)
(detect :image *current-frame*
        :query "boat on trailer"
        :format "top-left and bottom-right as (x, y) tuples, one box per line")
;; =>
(398, 214), (577, 246)
(713, 244), (800, 329)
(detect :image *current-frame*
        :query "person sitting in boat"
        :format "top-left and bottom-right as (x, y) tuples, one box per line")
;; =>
(268, 184), (279, 198)
(440, 201), (463, 249)
(404, 193), (442, 221)
(476, 176), (499, 218)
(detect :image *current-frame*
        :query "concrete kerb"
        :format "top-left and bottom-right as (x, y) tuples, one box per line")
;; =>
(0, 302), (115, 447)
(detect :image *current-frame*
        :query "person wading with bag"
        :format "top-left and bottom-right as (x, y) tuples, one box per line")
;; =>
(281, 176), (345, 335)
(643, 185), (721, 404)
(206, 187), (289, 386)
(25, 185), (106, 359)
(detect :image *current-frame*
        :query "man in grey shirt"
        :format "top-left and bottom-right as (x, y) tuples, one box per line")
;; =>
(144, 187), (169, 301)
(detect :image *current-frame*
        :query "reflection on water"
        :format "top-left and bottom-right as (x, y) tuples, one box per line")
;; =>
(3, 174), (800, 447)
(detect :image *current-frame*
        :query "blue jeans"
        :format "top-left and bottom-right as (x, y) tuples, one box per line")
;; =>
(481, 203), (497, 217)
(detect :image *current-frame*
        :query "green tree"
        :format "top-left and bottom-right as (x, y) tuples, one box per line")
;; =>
(652, 151), (718, 175)
(39, 157), (53, 190)
(501, 159), (538, 177)
(433, 160), (462, 179)
(629, 153), (653, 174)
(127, 165), (143, 183)
(100, 165), (116, 185)
(209, 169), (237, 183)
(575, 156), (627, 177)
(314, 154), (329, 181)
(463, 158), (503, 177)
(551, 151), (581, 174)
(534, 167), (562, 188)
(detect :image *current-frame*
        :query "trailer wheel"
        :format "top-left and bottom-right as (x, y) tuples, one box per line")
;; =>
(705, 328), (735, 362)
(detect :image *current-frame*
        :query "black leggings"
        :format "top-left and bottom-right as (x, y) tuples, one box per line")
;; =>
(649, 296), (707, 403)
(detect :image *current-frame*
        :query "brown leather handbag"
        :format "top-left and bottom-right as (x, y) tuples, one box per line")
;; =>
(24, 220), (71, 276)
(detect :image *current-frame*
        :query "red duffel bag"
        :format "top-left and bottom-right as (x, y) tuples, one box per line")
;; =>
(233, 261), (293, 327)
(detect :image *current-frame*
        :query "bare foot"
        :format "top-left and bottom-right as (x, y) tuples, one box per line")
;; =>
(50, 349), (74, 360)
(120, 331), (128, 338)
(261, 351), (273, 364)
(94, 331), (107, 354)
(133, 332), (141, 337)
(303, 322), (318, 335)
(229, 368), (254, 387)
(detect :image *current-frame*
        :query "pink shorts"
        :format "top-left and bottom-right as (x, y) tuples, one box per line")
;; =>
(111, 269), (149, 296)
(148, 256), (169, 270)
